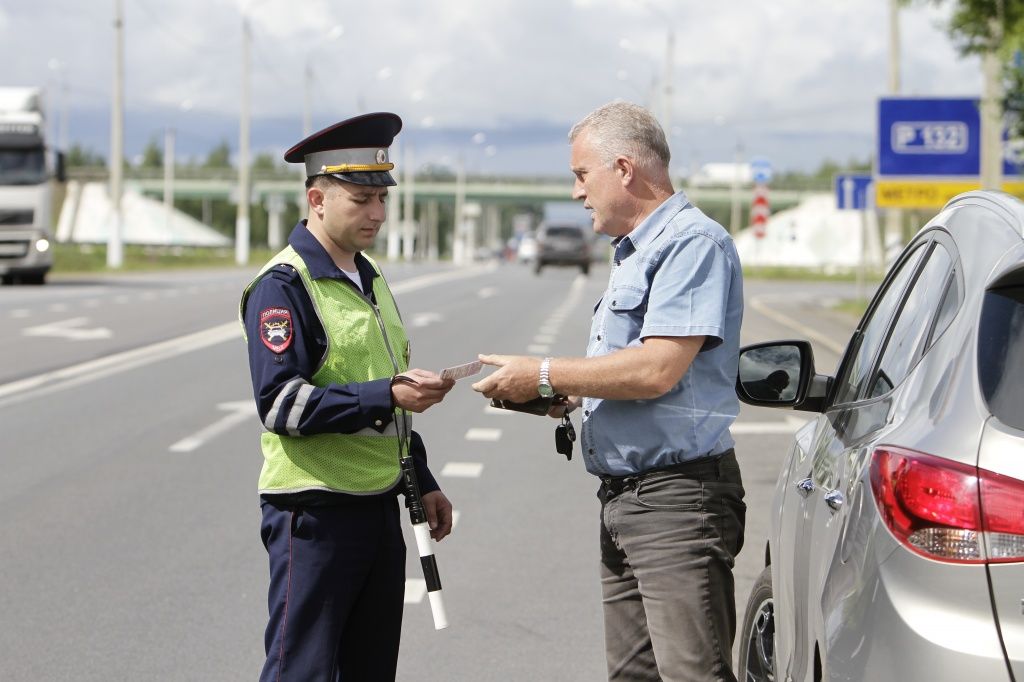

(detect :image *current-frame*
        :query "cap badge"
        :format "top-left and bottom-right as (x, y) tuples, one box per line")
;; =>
(376, 149), (387, 164)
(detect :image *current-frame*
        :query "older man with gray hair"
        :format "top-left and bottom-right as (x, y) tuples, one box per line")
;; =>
(473, 101), (746, 681)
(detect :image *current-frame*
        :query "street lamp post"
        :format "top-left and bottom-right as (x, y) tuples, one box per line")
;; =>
(302, 24), (344, 138)
(236, 10), (253, 266)
(108, 0), (124, 269)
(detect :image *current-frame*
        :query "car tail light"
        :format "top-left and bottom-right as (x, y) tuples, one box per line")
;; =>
(870, 446), (1024, 564)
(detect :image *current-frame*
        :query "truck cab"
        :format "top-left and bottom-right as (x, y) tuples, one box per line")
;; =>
(0, 87), (62, 285)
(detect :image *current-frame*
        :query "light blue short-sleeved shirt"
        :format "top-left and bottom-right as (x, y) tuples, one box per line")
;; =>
(580, 190), (743, 477)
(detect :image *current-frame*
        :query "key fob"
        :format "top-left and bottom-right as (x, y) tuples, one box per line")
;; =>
(555, 414), (576, 461)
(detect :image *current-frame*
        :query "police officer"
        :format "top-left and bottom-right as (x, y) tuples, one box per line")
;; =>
(240, 112), (455, 682)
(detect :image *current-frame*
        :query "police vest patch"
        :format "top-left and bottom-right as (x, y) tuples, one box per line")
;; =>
(260, 308), (293, 353)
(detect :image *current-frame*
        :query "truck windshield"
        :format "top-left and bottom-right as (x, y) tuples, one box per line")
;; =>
(0, 147), (46, 185)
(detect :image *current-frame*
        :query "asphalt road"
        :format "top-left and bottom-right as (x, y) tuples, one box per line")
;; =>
(0, 262), (863, 681)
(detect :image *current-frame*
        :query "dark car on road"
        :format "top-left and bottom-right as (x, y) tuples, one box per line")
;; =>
(534, 222), (591, 275)
(735, 190), (1024, 681)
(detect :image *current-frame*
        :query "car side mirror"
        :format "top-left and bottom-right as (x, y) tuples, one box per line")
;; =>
(736, 340), (832, 412)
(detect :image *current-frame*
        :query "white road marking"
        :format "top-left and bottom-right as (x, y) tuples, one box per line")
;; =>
(114, 295), (131, 304)
(465, 428), (502, 442)
(484, 405), (516, 416)
(404, 579), (427, 604)
(0, 265), (496, 408)
(411, 312), (443, 328)
(748, 296), (846, 355)
(10, 308), (29, 318)
(527, 344), (550, 354)
(47, 303), (68, 313)
(441, 462), (484, 478)
(170, 401), (256, 452)
(0, 321), (239, 408)
(22, 317), (113, 341)
(732, 415), (808, 435)
(534, 334), (556, 344)
(83, 299), (100, 308)
(452, 510), (461, 527)
(477, 286), (498, 299)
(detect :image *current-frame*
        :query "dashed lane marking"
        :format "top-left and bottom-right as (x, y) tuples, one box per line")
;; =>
(527, 344), (550, 354)
(440, 462), (484, 478)
(465, 428), (502, 442)
(404, 579), (427, 604)
(732, 415), (808, 435)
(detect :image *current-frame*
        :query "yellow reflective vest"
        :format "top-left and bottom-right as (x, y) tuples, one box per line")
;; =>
(240, 247), (410, 495)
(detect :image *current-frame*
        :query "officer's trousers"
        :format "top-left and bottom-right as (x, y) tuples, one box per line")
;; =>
(259, 495), (406, 682)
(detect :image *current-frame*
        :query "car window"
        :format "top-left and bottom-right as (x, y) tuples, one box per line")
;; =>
(544, 226), (584, 239)
(978, 285), (1024, 429)
(926, 267), (961, 350)
(867, 244), (954, 398)
(832, 243), (927, 405)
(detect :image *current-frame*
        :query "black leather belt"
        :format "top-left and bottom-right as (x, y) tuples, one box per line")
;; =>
(598, 450), (734, 499)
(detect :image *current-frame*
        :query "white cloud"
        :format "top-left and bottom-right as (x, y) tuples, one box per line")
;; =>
(0, 0), (984, 170)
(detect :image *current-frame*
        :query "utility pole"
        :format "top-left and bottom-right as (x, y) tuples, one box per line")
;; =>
(303, 60), (313, 138)
(164, 127), (175, 236)
(403, 143), (415, 261)
(884, 0), (903, 256)
(980, 14), (1005, 190)
(728, 139), (743, 234)
(236, 13), (252, 266)
(108, 0), (124, 269)
(663, 30), (674, 138)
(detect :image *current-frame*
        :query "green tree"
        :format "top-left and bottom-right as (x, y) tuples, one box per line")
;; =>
(139, 136), (163, 169)
(203, 140), (233, 169)
(66, 144), (105, 168)
(918, 0), (1024, 135)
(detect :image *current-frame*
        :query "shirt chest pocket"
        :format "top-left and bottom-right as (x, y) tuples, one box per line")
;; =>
(601, 287), (647, 350)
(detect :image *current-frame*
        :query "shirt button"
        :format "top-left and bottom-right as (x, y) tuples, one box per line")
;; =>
(588, 448), (595, 455)
(374, 419), (383, 427)
(584, 410), (590, 416)
(611, 300), (616, 306)
(597, 335), (602, 341)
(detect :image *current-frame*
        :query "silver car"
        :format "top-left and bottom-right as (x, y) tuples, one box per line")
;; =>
(736, 190), (1024, 681)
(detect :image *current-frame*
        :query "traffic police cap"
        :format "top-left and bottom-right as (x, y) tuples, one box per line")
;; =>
(284, 112), (402, 187)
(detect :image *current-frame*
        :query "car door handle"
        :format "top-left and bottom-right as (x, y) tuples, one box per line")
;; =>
(824, 489), (844, 512)
(795, 477), (815, 496)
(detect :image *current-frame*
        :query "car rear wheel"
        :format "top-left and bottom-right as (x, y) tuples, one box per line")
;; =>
(739, 565), (775, 682)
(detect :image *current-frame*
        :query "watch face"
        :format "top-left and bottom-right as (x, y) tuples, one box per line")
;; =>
(538, 384), (555, 398)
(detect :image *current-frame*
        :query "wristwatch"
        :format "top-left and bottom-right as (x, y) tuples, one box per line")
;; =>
(538, 357), (555, 398)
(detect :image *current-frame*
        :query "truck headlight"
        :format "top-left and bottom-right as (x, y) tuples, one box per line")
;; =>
(35, 238), (50, 253)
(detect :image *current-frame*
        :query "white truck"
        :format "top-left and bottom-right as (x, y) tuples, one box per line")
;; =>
(0, 87), (64, 284)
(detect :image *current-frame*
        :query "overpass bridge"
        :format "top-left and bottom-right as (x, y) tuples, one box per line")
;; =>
(121, 175), (815, 211)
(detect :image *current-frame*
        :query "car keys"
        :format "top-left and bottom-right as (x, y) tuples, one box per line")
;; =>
(555, 413), (576, 460)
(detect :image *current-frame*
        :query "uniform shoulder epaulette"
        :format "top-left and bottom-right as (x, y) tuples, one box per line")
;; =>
(265, 263), (301, 283)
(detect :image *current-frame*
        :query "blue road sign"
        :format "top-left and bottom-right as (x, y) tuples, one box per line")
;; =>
(835, 174), (874, 210)
(878, 97), (1022, 176)
(750, 157), (772, 184)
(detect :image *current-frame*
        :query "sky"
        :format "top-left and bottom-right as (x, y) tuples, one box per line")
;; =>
(0, 0), (984, 177)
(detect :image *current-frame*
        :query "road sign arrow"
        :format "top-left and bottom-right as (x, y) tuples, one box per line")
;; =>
(170, 400), (256, 453)
(22, 317), (113, 341)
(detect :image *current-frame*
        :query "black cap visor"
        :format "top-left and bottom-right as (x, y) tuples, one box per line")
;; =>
(327, 170), (397, 187)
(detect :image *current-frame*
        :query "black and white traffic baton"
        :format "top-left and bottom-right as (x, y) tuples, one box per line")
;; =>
(397, 409), (448, 630)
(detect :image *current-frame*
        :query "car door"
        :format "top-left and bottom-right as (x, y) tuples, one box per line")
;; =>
(783, 239), (944, 681)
